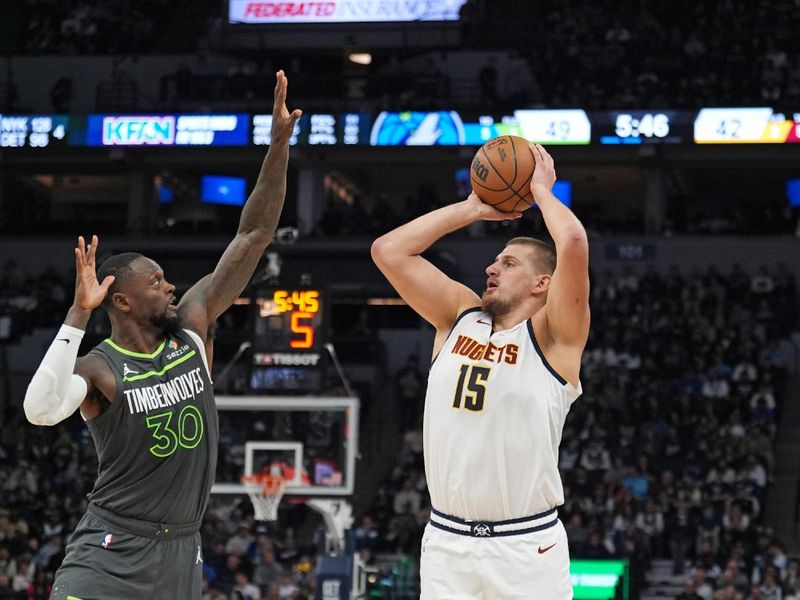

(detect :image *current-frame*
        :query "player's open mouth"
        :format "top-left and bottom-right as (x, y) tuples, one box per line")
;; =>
(486, 280), (498, 291)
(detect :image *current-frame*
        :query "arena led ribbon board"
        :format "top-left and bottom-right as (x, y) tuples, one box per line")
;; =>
(0, 114), (69, 148)
(83, 113), (250, 146)
(3, 107), (800, 148)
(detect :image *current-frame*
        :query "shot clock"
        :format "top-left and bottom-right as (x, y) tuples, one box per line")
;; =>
(249, 286), (326, 392)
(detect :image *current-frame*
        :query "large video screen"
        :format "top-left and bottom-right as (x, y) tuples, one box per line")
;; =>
(229, 0), (468, 24)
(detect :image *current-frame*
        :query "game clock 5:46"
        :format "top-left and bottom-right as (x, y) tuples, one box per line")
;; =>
(594, 110), (691, 144)
(250, 287), (326, 392)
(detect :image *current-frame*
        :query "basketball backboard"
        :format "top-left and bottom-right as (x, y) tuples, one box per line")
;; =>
(211, 396), (359, 497)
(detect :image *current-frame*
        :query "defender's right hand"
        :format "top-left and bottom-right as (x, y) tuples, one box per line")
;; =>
(73, 235), (115, 311)
(465, 192), (523, 221)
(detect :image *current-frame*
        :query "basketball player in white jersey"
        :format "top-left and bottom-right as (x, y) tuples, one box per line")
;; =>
(371, 144), (588, 599)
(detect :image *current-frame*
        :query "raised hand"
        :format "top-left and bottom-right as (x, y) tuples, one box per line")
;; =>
(529, 143), (556, 191)
(73, 235), (115, 312)
(465, 191), (523, 221)
(270, 70), (302, 145)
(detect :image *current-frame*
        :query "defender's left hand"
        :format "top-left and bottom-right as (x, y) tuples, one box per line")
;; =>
(270, 70), (302, 145)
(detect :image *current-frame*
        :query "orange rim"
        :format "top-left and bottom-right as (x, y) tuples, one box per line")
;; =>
(242, 474), (287, 496)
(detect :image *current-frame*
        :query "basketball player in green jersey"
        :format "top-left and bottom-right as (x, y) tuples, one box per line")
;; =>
(23, 71), (301, 600)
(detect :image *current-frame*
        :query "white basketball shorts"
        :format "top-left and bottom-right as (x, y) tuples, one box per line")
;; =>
(420, 512), (572, 600)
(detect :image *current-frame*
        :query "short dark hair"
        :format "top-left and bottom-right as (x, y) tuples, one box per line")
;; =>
(96, 252), (143, 306)
(506, 237), (556, 275)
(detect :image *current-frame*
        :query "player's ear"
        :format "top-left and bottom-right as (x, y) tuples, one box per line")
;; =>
(533, 274), (551, 294)
(111, 292), (131, 313)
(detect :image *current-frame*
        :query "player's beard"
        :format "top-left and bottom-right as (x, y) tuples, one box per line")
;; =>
(150, 310), (180, 335)
(481, 291), (512, 318)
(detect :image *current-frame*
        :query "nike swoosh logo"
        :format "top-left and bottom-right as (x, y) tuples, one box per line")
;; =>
(56, 338), (71, 344)
(477, 319), (491, 325)
(538, 543), (556, 554)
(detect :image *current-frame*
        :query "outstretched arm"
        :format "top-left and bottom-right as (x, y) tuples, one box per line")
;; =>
(178, 71), (302, 339)
(371, 193), (521, 333)
(530, 144), (590, 350)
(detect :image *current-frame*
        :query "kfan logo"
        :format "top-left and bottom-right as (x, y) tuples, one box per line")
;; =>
(103, 116), (176, 145)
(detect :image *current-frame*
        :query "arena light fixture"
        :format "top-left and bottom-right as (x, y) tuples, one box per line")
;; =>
(348, 52), (372, 65)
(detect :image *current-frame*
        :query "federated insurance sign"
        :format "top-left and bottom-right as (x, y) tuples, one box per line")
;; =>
(229, 0), (467, 23)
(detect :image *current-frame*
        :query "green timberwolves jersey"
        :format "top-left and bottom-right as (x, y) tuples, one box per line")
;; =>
(86, 329), (218, 524)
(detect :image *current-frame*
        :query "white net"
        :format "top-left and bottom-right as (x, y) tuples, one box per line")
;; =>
(242, 475), (286, 522)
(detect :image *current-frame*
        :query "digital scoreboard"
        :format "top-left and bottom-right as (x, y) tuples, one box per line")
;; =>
(250, 287), (326, 392)
(694, 108), (800, 143)
(593, 110), (694, 144)
(0, 115), (69, 148)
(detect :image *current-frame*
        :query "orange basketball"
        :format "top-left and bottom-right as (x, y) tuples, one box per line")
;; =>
(469, 135), (536, 212)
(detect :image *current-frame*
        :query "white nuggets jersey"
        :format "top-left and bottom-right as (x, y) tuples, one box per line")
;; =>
(424, 308), (581, 521)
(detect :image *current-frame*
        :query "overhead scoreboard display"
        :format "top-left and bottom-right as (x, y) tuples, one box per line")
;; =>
(694, 108), (800, 143)
(593, 110), (694, 144)
(2, 108), (800, 148)
(0, 114), (69, 148)
(251, 112), (372, 146)
(250, 287), (326, 392)
(369, 109), (592, 146)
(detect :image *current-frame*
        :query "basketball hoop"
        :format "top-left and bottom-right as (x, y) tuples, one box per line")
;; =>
(242, 474), (287, 521)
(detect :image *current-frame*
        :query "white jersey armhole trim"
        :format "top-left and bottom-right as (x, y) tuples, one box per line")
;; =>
(183, 328), (212, 382)
(526, 320), (582, 398)
(431, 306), (482, 367)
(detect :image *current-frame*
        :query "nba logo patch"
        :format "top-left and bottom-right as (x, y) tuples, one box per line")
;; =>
(170, 340), (178, 350)
(102, 533), (113, 549)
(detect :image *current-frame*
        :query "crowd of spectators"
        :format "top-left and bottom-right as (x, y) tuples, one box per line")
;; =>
(476, 0), (800, 110)
(308, 177), (800, 239)
(0, 260), (70, 345)
(20, 0), (198, 55)
(564, 262), (795, 598)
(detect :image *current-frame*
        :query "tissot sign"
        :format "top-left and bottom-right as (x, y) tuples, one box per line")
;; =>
(229, 0), (467, 23)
